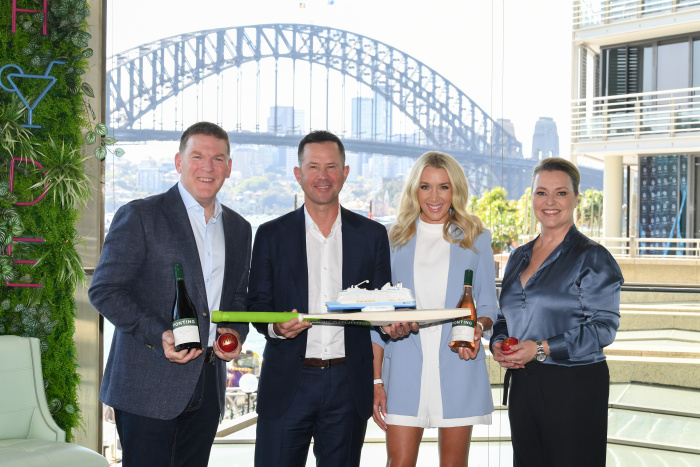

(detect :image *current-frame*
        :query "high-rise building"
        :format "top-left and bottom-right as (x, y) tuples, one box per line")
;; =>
(351, 96), (387, 140)
(137, 160), (161, 192)
(571, 1), (700, 243)
(267, 106), (305, 135)
(231, 146), (274, 177)
(531, 117), (559, 160)
(345, 153), (359, 182)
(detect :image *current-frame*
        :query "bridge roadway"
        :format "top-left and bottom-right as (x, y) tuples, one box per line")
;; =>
(114, 129), (537, 170)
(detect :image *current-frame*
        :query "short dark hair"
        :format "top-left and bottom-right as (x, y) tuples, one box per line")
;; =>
(297, 130), (346, 165)
(532, 157), (581, 196)
(179, 122), (230, 156)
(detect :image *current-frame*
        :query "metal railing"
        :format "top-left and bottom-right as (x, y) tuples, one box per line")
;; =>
(574, 0), (700, 30)
(520, 234), (700, 257)
(595, 235), (700, 257)
(572, 87), (700, 142)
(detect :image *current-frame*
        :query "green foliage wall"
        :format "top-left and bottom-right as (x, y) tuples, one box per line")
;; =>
(0, 0), (96, 441)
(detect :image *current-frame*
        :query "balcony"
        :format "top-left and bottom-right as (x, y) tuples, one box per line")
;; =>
(571, 87), (700, 158)
(573, 0), (700, 48)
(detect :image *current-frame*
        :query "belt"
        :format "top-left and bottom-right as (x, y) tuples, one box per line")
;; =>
(204, 347), (216, 365)
(302, 357), (346, 368)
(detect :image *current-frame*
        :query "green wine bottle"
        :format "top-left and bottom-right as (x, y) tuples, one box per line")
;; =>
(172, 263), (202, 351)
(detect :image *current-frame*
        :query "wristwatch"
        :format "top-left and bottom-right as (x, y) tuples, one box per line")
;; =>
(535, 341), (547, 362)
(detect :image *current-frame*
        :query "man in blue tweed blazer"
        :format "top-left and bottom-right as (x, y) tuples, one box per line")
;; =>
(89, 122), (251, 467)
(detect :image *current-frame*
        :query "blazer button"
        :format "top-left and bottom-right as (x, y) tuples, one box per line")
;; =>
(202, 312), (208, 318)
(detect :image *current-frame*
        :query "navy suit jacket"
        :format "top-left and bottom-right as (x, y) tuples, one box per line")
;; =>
(247, 206), (391, 420)
(89, 184), (251, 420)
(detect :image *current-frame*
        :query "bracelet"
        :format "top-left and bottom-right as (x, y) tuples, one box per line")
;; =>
(373, 378), (384, 386)
(477, 321), (485, 332)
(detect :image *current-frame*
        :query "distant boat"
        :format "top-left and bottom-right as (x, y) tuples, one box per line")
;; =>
(326, 281), (416, 311)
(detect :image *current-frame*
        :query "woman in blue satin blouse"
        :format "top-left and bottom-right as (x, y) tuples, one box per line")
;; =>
(491, 157), (623, 467)
(371, 151), (498, 467)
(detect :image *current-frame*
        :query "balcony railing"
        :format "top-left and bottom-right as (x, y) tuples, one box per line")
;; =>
(572, 87), (700, 142)
(574, 0), (700, 29)
(592, 236), (700, 257)
(521, 234), (700, 258)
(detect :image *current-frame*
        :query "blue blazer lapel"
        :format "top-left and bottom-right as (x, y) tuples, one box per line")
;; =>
(392, 233), (422, 352)
(163, 185), (208, 311)
(341, 207), (359, 289)
(286, 207), (309, 314)
(441, 241), (462, 348)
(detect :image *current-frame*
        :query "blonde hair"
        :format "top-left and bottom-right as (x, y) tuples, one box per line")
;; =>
(390, 151), (483, 250)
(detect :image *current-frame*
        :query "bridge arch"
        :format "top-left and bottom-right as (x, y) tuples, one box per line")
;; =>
(108, 24), (521, 158)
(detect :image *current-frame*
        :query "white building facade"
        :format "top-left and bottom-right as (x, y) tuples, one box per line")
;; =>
(572, 0), (700, 249)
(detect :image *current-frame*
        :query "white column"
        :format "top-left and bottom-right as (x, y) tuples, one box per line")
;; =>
(603, 155), (624, 239)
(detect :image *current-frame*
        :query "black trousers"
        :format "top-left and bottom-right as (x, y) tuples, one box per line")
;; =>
(507, 361), (609, 467)
(114, 356), (220, 467)
(255, 364), (367, 467)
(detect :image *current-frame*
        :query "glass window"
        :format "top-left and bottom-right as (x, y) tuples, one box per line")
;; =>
(696, 158), (700, 237)
(642, 46), (653, 93)
(601, 36), (700, 96)
(657, 41), (690, 91)
(604, 46), (645, 96)
(638, 154), (690, 254)
(693, 40), (700, 88)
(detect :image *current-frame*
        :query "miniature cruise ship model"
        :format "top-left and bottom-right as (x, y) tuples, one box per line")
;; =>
(325, 281), (416, 311)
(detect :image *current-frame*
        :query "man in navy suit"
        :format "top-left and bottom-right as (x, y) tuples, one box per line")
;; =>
(89, 122), (251, 467)
(248, 130), (413, 466)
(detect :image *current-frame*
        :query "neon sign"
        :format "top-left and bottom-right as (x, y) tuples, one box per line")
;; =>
(3, 158), (48, 287)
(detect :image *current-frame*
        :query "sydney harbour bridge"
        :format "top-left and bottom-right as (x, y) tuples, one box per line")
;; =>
(107, 24), (595, 197)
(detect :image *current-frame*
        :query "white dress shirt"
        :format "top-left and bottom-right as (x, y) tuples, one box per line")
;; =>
(304, 207), (344, 359)
(178, 182), (225, 347)
(269, 207), (345, 359)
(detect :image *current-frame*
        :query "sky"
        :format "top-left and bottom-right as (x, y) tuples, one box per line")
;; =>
(106, 0), (573, 158)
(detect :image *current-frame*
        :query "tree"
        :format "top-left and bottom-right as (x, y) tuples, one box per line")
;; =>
(516, 188), (536, 236)
(578, 189), (604, 236)
(261, 183), (296, 213)
(234, 176), (270, 194)
(469, 187), (518, 252)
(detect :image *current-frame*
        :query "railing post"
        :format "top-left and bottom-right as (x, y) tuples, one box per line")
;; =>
(603, 100), (609, 141)
(630, 235), (636, 258)
(635, 98), (640, 139)
(670, 96), (676, 137)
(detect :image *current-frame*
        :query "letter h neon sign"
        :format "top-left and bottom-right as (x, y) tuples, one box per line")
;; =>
(12, 0), (48, 36)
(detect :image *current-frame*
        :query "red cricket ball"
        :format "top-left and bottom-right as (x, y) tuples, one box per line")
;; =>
(217, 333), (238, 353)
(501, 337), (519, 354)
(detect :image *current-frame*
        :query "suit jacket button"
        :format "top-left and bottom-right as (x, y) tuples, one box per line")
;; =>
(202, 312), (208, 318)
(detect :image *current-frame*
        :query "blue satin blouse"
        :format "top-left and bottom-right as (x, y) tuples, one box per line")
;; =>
(493, 226), (624, 366)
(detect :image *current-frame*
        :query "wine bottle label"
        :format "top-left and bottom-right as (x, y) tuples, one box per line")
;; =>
(451, 318), (475, 342)
(173, 318), (200, 345)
